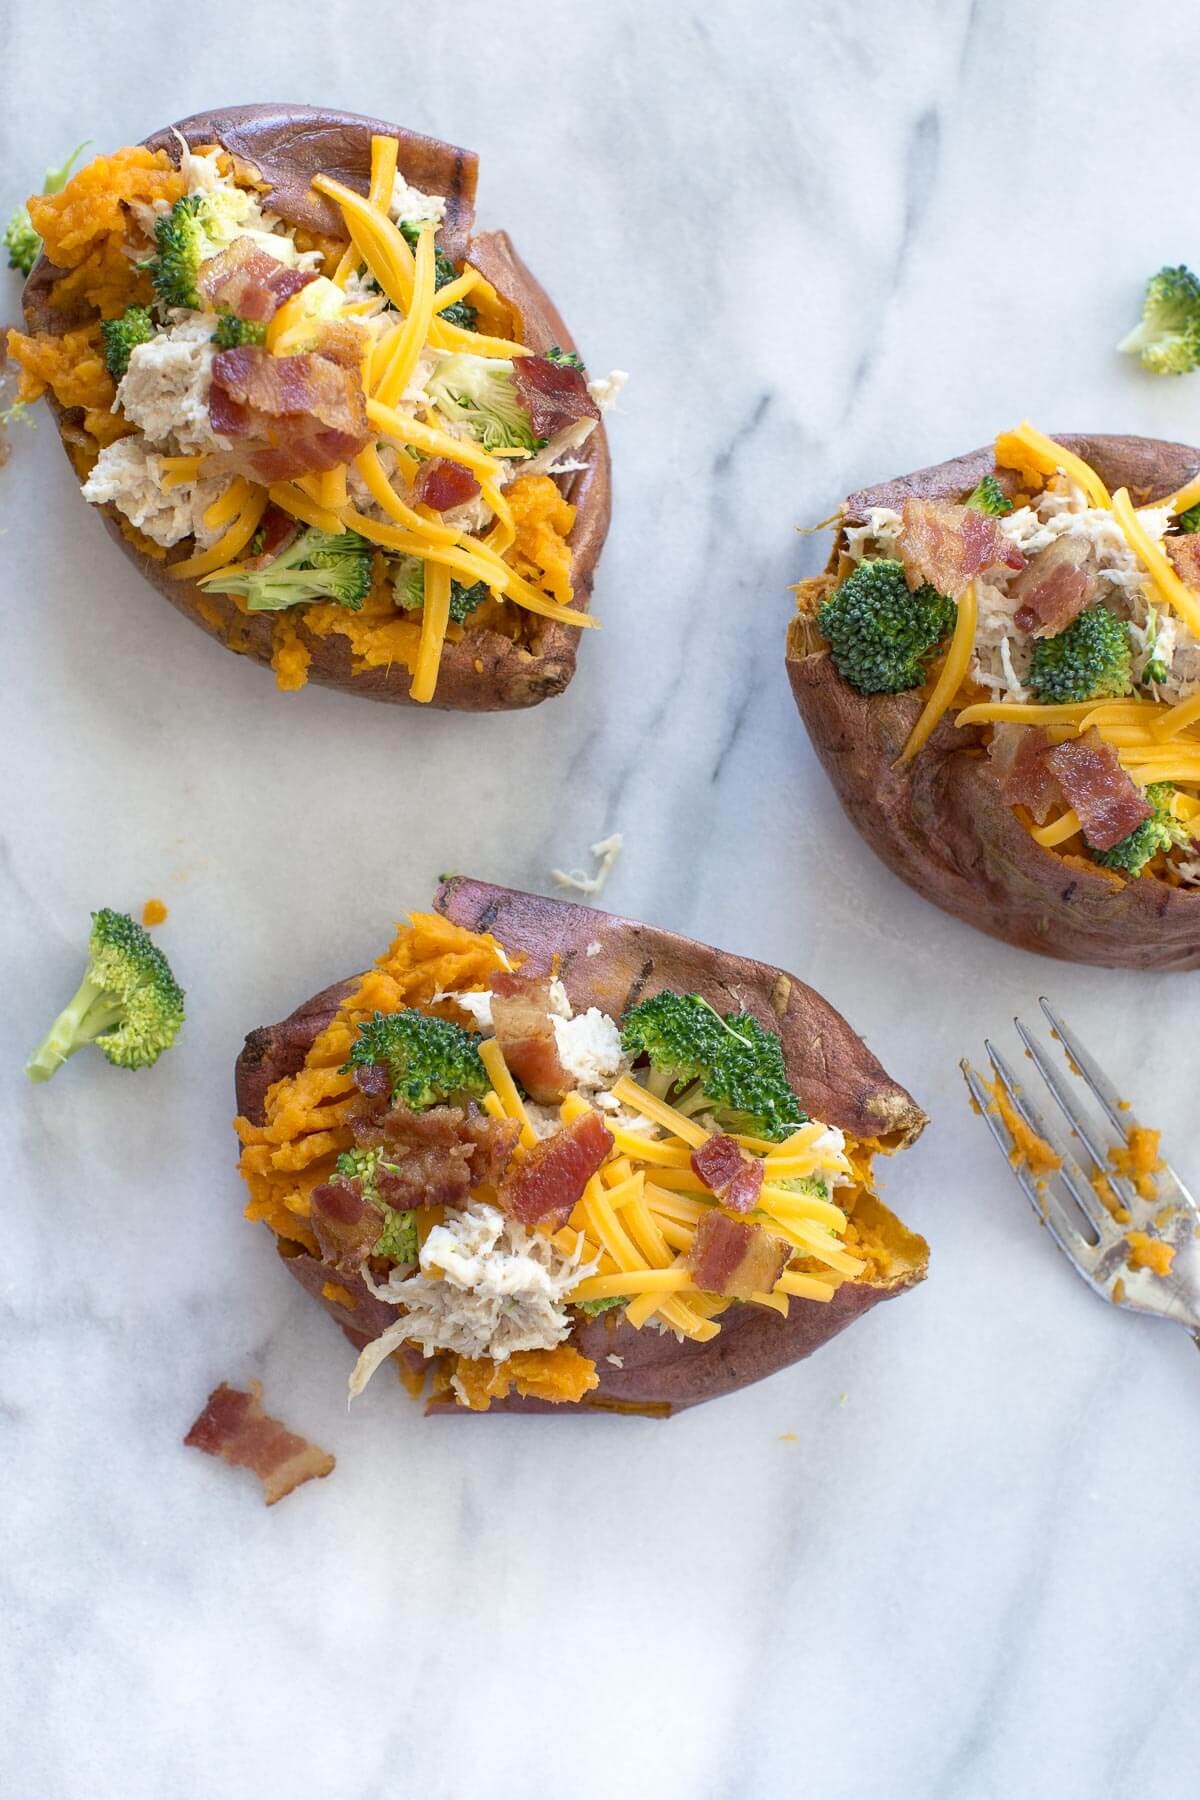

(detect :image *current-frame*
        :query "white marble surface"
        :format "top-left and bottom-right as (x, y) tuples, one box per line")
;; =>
(3, 4), (1200, 1796)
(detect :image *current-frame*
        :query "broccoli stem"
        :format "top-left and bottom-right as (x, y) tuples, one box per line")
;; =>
(25, 977), (125, 1082)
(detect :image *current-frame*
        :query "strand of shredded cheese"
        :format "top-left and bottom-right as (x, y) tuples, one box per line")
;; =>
(267, 482), (344, 534)
(995, 424), (1111, 509)
(898, 583), (977, 764)
(1110, 487), (1200, 640)
(375, 223), (437, 409)
(169, 487), (268, 580)
(411, 559), (451, 704)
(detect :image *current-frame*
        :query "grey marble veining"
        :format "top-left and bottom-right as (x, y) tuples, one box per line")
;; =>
(3, 3), (1200, 1797)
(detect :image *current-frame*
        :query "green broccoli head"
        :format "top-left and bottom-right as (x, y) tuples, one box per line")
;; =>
(333, 1147), (418, 1263)
(1177, 502), (1200, 534)
(575, 1295), (629, 1316)
(100, 306), (157, 380)
(392, 556), (488, 624)
(546, 346), (585, 371)
(4, 142), (88, 275)
(425, 354), (536, 452)
(147, 195), (209, 309)
(965, 474), (1013, 517)
(817, 558), (957, 695)
(373, 1206), (418, 1264)
(1118, 265), (1200, 376)
(199, 526), (372, 612)
(26, 909), (185, 1082)
(212, 310), (267, 350)
(1028, 606), (1133, 704)
(1092, 783), (1192, 876)
(775, 1173), (833, 1202)
(621, 991), (807, 1143)
(341, 1008), (490, 1111)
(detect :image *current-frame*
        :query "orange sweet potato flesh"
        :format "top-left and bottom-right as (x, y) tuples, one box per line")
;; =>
(787, 434), (1200, 970)
(23, 104), (611, 712)
(234, 881), (929, 1417)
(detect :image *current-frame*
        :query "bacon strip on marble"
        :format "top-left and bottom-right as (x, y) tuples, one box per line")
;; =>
(687, 1212), (790, 1301)
(898, 498), (1024, 596)
(498, 1110), (614, 1228)
(691, 1134), (764, 1214)
(489, 973), (570, 1104)
(1044, 728), (1151, 851)
(184, 1381), (334, 1507)
(510, 355), (600, 441)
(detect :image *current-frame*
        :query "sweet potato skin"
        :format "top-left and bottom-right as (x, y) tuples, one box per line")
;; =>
(23, 104), (611, 712)
(787, 435), (1200, 970)
(234, 882), (928, 1416)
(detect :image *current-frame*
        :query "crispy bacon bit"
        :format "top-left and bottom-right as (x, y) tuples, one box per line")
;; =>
(196, 237), (319, 324)
(990, 724), (1061, 824)
(687, 1212), (790, 1301)
(351, 1101), (520, 1210)
(1045, 728), (1151, 851)
(498, 1110), (614, 1228)
(510, 355), (601, 441)
(184, 1381), (334, 1507)
(310, 1178), (380, 1274)
(209, 346), (369, 483)
(489, 972), (570, 1104)
(898, 498), (1024, 597)
(351, 1062), (391, 1099)
(412, 456), (481, 513)
(691, 1134), (764, 1214)
(1011, 537), (1095, 635)
(1167, 535), (1200, 589)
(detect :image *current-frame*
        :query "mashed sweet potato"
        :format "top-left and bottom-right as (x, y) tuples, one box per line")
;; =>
(449, 1346), (600, 1410)
(507, 473), (577, 606)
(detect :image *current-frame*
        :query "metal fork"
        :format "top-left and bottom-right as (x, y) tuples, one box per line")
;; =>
(961, 999), (1200, 1341)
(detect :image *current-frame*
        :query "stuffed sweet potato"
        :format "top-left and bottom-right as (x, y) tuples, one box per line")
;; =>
(11, 105), (618, 709)
(234, 880), (928, 1416)
(788, 426), (1200, 969)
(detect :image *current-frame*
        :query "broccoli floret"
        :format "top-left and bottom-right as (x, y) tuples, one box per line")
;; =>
(397, 221), (477, 330)
(575, 1295), (629, 1316)
(4, 141), (88, 275)
(146, 195), (209, 309)
(212, 310), (267, 350)
(1178, 503), (1200, 533)
(546, 346), (585, 371)
(621, 992), (806, 1143)
(333, 1147), (417, 1263)
(199, 526), (372, 612)
(100, 306), (157, 380)
(965, 474), (1012, 517)
(775, 1173), (832, 1202)
(1092, 783), (1191, 876)
(817, 558), (956, 695)
(1140, 604), (1170, 685)
(26, 909), (185, 1082)
(392, 556), (488, 624)
(425, 353), (537, 452)
(1118, 266), (1200, 376)
(1028, 606), (1133, 704)
(341, 1008), (489, 1111)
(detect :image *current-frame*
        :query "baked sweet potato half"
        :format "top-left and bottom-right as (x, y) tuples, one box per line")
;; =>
(234, 880), (928, 1416)
(788, 427), (1200, 968)
(11, 105), (615, 709)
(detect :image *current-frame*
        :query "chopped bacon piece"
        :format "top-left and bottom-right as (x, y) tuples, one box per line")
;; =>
(510, 355), (601, 441)
(1167, 535), (1200, 589)
(1045, 728), (1151, 851)
(691, 1134), (764, 1214)
(898, 498), (1024, 597)
(184, 1381), (334, 1507)
(1011, 537), (1095, 636)
(209, 346), (369, 483)
(412, 456), (481, 513)
(498, 1110), (614, 1228)
(989, 724), (1061, 824)
(310, 1178), (381, 1274)
(350, 1101), (520, 1210)
(489, 972), (570, 1104)
(196, 237), (319, 324)
(687, 1212), (790, 1301)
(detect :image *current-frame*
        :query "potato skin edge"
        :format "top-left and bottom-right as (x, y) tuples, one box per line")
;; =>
(234, 881), (929, 1416)
(787, 434), (1200, 970)
(23, 104), (611, 712)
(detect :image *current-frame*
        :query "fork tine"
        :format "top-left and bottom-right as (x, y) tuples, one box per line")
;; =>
(961, 1058), (1098, 1276)
(983, 1040), (1107, 1239)
(1011, 1017), (1131, 1221)
(1037, 998), (1143, 1135)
